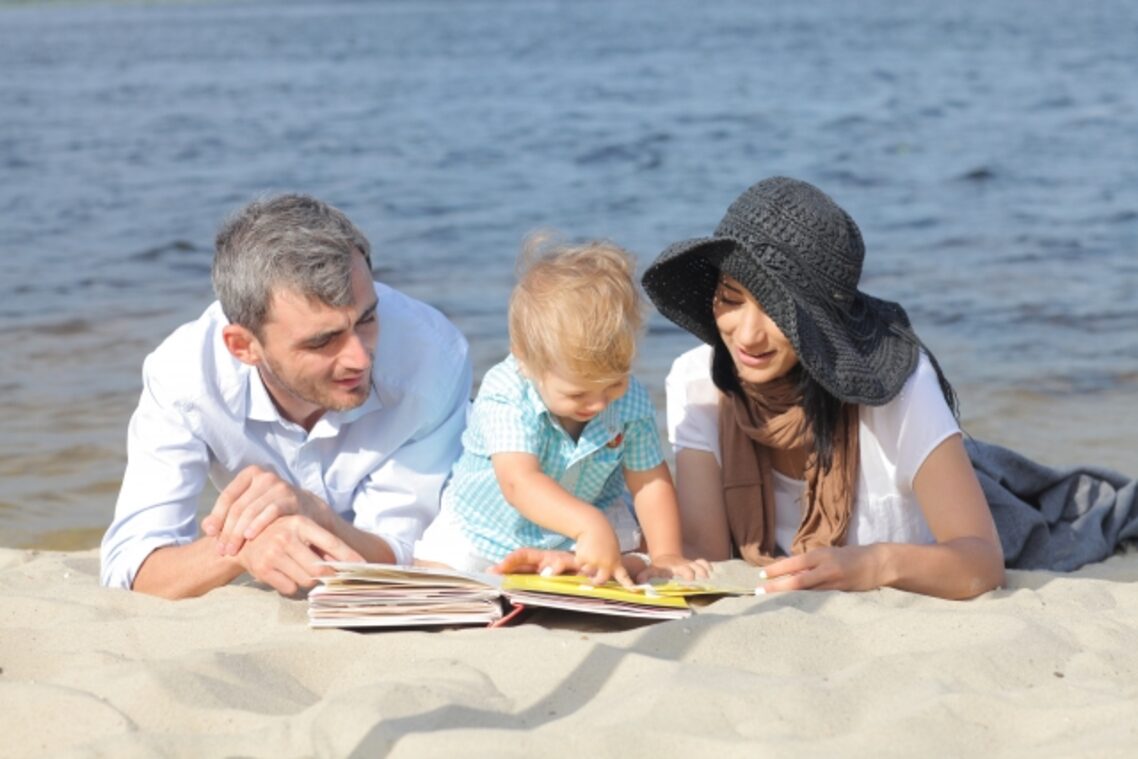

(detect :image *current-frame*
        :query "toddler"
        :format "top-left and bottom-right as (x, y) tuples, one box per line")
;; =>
(415, 236), (707, 587)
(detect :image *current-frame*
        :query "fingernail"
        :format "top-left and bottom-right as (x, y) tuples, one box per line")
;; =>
(755, 586), (766, 596)
(540, 566), (554, 577)
(758, 569), (768, 580)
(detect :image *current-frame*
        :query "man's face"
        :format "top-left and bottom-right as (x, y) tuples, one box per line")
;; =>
(254, 253), (379, 428)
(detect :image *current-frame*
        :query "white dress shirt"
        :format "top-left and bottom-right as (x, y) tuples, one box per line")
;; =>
(101, 282), (472, 589)
(666, 344), (960, 551)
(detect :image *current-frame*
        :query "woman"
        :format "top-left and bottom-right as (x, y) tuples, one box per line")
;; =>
(640, 176), (1005, 600)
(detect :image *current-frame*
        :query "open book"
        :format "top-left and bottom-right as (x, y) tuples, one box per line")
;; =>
(308, 563), (752, 629)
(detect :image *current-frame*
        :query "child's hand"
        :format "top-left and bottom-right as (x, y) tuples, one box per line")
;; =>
(635, 554), (713, 584)
(491, 549), (579, 576)
(574, 522), (635, 589)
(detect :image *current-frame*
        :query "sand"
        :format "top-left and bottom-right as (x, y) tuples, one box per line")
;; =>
(3, 548), (1138, 758)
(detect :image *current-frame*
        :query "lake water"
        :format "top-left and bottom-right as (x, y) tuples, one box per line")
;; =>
(2, 0), (1136, 549)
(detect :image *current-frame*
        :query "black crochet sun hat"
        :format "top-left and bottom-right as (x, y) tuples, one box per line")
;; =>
(642, 176), (919, 405)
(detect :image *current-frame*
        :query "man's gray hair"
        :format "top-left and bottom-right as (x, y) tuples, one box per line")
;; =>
(211, 194), (373, 335)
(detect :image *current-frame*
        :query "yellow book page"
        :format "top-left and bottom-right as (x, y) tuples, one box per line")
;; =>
(500, 575), (692, 609)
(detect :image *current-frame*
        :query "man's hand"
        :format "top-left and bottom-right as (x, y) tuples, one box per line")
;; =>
(202, 465), (332, 556)
(236, 514), (364, 596)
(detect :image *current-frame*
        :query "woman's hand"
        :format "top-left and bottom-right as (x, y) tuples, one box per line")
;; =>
(757, 545), (886, 593)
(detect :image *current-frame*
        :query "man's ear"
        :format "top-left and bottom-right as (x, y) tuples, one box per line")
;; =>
(222, 324), (262, 367)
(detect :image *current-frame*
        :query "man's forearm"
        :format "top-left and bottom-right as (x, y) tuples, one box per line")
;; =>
(132, 499), (400, 599)
(131, 538), (245, 599)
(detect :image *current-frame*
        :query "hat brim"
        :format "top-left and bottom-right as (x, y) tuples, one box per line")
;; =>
(642, 235), (737, 346)
(643, 236), (919, 405)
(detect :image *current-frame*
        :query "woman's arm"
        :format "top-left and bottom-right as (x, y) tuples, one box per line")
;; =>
(890, 432), (1005, 597)
(760, 434), (1004, 599)
(674, 448), (734, 561)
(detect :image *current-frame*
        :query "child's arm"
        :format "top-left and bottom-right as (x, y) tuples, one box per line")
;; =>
(625, 462), (712, 582)
(492, 452), (634, 588)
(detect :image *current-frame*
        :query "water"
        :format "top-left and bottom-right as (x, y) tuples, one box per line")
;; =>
(2, 0), (1136, 549)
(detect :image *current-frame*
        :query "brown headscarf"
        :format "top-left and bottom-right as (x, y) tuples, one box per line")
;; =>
(717, 377), (860, 565)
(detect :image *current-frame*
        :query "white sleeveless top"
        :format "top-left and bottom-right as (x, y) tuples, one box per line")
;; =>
(665, 345), (960, 552)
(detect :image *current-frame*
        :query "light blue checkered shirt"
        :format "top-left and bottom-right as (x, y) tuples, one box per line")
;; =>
(444, 354), (664, 562)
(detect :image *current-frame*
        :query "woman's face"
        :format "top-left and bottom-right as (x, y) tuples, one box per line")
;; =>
(712, 275), (799, 384)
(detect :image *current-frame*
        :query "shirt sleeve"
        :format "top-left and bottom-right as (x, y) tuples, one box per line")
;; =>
(100, 357), (210, 590)
(664, 345), (722, 461)
(621, 417), (665, 471)
(467, 362), (543, 456)
(863, 352), (961, 490)
(350, 349), (474, 566)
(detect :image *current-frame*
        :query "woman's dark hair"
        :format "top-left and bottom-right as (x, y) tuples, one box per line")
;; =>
(710, 336), (959, 473)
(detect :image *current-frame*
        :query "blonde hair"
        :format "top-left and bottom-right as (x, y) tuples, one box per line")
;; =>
(509, 233), (644, 382)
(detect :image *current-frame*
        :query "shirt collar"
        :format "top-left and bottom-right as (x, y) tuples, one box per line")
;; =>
(246, 368), (280, 423)
(578, 402), (623, 448)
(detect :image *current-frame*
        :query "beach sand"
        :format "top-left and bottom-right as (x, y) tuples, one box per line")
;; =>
(3, 548), (1138, 758)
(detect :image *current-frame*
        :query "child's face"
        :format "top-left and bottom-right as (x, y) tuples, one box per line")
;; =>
(533, 367), (629, 432)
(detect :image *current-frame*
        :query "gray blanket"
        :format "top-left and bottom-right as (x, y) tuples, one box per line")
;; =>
(967, 438), (1138, 571)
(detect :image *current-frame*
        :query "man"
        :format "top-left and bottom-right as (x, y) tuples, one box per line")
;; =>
(101, 194), (472, 598)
